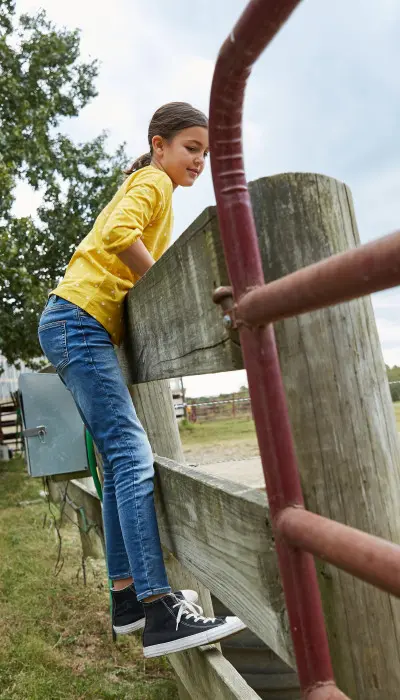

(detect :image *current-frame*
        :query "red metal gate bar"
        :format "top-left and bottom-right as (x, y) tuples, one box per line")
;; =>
(209, 1), (350, 697)
(237, 229), (400, 327)
(276, 507), (400, 598)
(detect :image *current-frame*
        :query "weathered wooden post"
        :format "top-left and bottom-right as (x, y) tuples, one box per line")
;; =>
(249, 173), (400, 698)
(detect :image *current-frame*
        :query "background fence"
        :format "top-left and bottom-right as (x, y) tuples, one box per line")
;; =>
(187, 395), (252, 422)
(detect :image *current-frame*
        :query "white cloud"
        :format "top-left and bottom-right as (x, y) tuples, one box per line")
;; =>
(375, 317), (400, 347)
(372, 290), (400, 311)
(351, 165), (400, 243)
(11, 181), (44, 218)
(183, 370), (247, 398)
(381, 349), (400, 368)
(161, 56), (214, 110)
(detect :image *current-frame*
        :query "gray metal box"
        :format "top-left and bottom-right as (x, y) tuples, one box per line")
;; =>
(18, 373), (90, 478)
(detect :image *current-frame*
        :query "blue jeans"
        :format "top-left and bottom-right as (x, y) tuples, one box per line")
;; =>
(38, 295), (171, 601)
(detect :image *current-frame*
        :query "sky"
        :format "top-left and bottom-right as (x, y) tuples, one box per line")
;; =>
(14, 0), (400, 396)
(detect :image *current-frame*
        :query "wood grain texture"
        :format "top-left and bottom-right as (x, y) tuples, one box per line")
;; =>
(249, 173), (400, 698)
(212, 597), (299, 699)
(47, 478), (104, 560)
(68, 479), (105, 560)
(129, 379), (185, 463)
(116, 207), (241, 384)
(170, 644), (262, 700)
(153, 456), (291, 667)
(176, 678), (192, 700)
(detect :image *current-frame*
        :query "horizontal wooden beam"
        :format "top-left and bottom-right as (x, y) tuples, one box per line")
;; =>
(117, 207), (242, 384)
(172, 644), (262, 700)
(154, 456), (293, 668)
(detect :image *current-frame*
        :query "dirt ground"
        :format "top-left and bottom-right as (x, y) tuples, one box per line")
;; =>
(179, 417), (259, 465)
(182, 437), (259, 465)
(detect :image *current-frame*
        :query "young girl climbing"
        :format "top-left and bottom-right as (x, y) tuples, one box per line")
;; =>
(37, 102), (246, 658)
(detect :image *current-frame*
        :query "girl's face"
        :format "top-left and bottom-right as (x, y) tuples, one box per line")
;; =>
(152, 126), (209, 188)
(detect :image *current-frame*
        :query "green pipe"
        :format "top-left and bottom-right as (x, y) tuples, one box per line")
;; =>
(85, 430), (103, 501)
(85, 430), (116, 640)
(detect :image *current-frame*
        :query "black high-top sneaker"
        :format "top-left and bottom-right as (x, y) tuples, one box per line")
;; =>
(143, 594), (247, 657)
(112, 585), (198, 635)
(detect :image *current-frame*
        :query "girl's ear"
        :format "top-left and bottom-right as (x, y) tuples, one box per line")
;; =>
(152, 135), (164, 155)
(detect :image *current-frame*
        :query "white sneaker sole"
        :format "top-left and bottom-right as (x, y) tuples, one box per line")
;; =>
(114, 618), (145, 635)
(143, 617), (247, 658)
(113, 590), (198, 636)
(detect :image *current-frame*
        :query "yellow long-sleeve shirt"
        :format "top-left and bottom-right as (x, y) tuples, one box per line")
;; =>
(51, 166), (174, 345)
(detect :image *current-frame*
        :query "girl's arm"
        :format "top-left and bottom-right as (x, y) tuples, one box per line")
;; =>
(101, 180), (162, 264)
(116, 238), (155, 278)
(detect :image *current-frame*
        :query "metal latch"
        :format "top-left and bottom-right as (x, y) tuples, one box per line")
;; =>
(22, 426), (47, 443)
(212, 286), (237, 329)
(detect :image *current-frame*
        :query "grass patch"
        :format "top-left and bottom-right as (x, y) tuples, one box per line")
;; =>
(393, 402), (400, 431)
(0, 458), (178, 700)
(179, 417), (256, 446)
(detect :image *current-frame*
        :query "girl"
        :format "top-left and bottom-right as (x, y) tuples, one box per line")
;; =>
(38, 102), (246, 658)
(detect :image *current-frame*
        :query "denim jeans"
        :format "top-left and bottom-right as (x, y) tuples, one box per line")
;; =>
(38, 295), (171, 601)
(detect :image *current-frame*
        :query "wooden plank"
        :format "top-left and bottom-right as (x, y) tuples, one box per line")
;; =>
(153, 456), (292, 668)
(176, 678), (192, 700)
(212, 595), (299, 695)
(170, 645), (262, 700)
(116, 208), (241, 384)
(69, 479), (105, 560)
(47, 477), (104, 560)
(130, 379), (261, 699)
(46, 478), (78, 528)
(129, 379), (185, 464)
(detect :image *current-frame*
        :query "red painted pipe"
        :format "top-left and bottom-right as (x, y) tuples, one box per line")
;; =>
(237, 229), (400, 327)
(306, 684), (350, 700)
(209, 1), (350, 697)
(276, 507), (400, 598)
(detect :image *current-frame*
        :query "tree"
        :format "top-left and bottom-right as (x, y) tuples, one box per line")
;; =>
(390, 383), (400, 403)
(0, 1), (127, 370)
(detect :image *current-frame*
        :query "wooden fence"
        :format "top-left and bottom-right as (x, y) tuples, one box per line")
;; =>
(0, 395), (21, 453)
(187, 395), (252, 422)
(47, 172), (400, 699)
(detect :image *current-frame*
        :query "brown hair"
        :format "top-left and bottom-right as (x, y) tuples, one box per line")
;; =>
(125, 102), (208, 175)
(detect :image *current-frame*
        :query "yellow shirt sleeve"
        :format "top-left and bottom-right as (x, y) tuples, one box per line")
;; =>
(101, 180), (163, 255)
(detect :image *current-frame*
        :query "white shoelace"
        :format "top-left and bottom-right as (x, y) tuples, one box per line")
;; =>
(172, 598), (217, 631)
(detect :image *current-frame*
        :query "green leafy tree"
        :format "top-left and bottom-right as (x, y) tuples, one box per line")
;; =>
(0, 1), (127, 370)
(390, 383), (400, 403)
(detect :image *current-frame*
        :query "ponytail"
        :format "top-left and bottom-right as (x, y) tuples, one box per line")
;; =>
(124, 151), (152, 175)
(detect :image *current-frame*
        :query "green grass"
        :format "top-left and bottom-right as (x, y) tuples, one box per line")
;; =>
(179, 416), (256, 445)
(0, 459), (178, 700)
(393, 402), (400, 431)
(179, 403), (400, 448)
